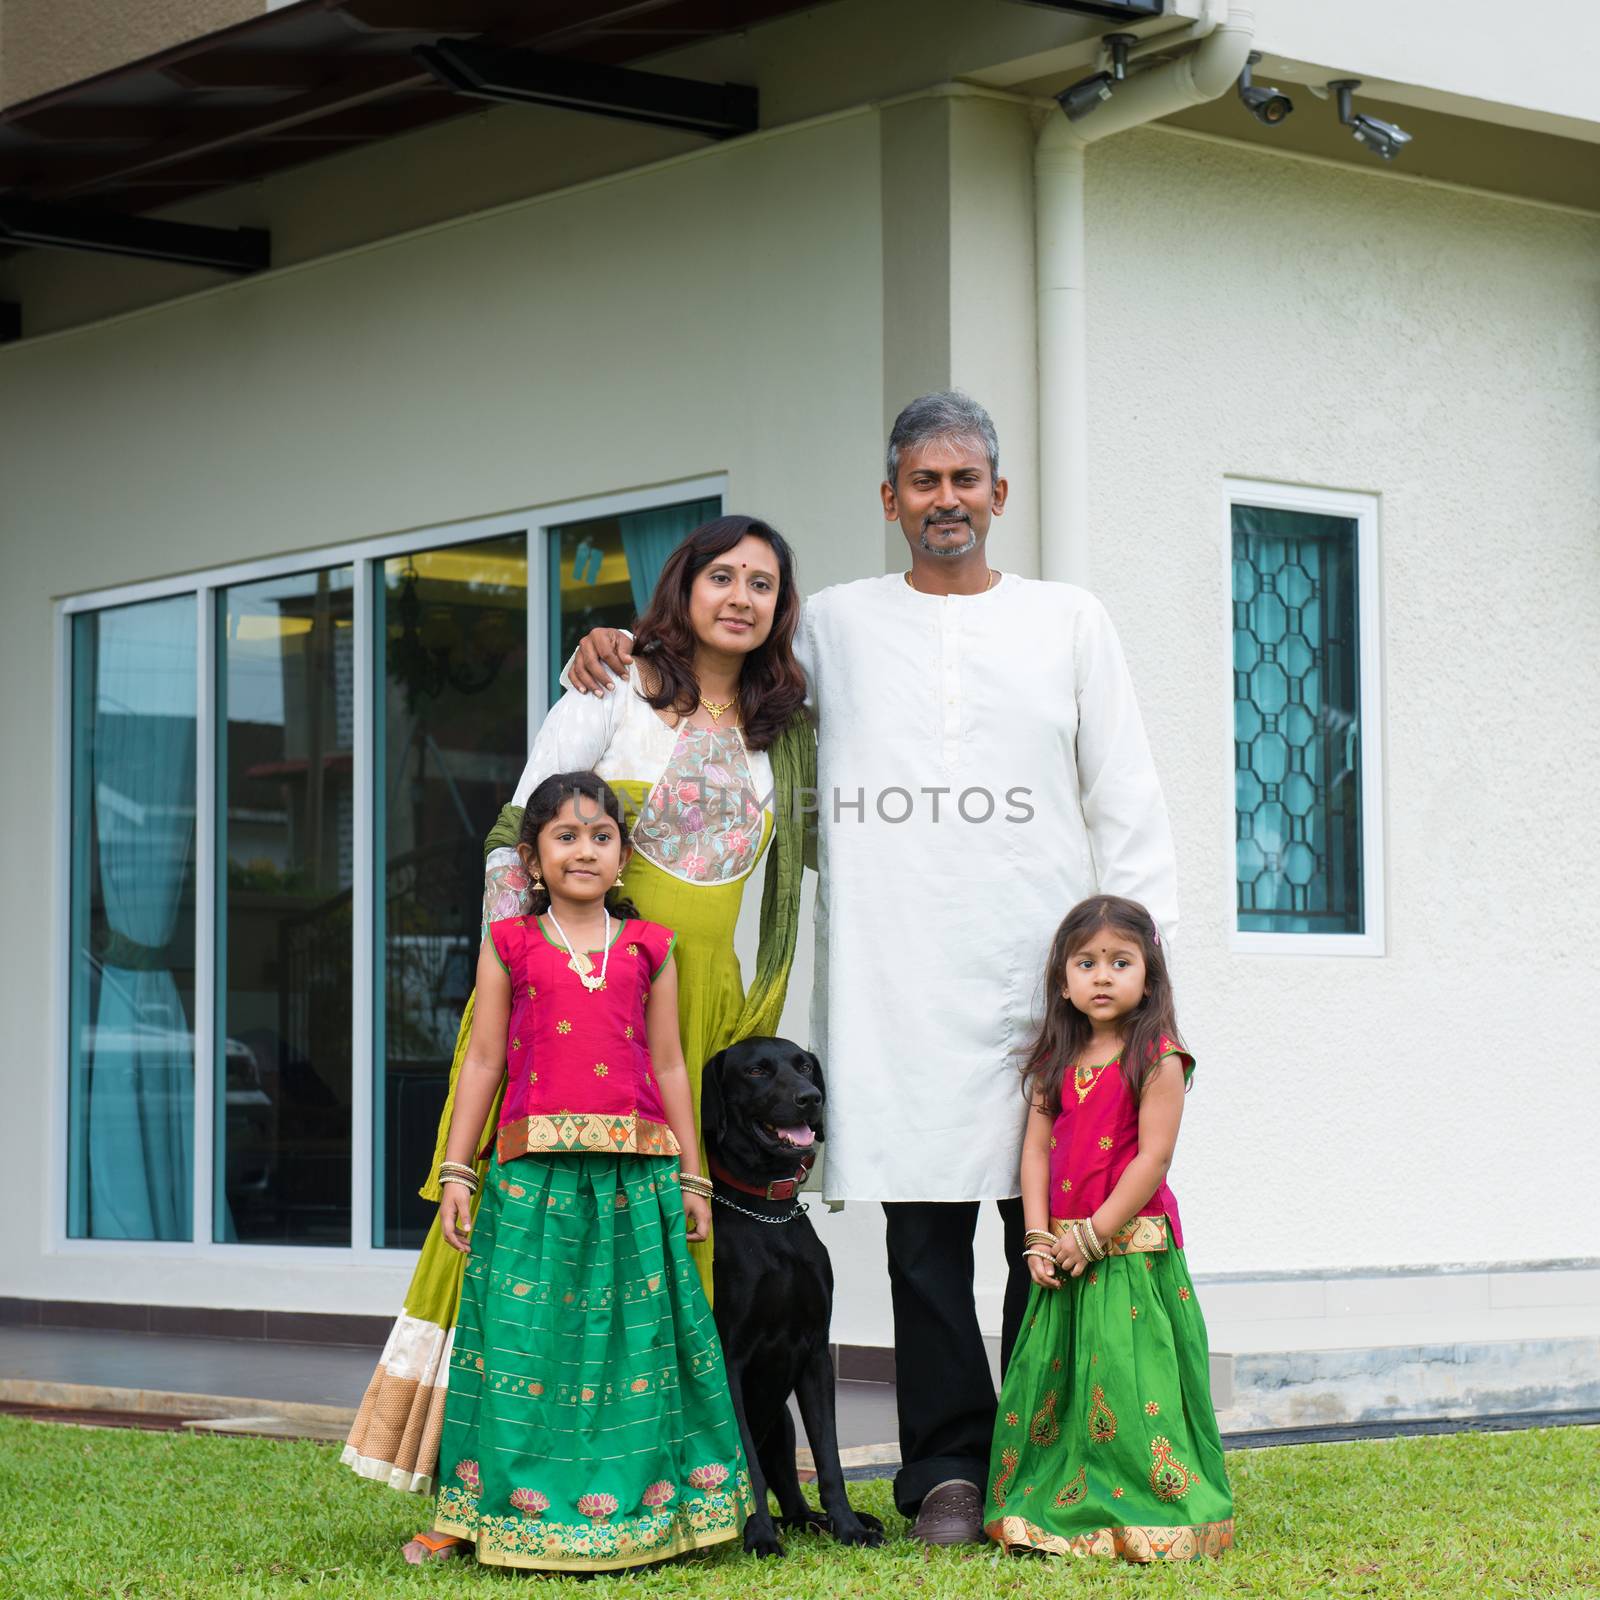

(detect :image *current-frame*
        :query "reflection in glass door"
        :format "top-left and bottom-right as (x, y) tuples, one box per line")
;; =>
(216, 569), (355, 1244)
(547, 496), (718, 705)
(374, 535), (529, 1247)
(67, 596), (198, 1241)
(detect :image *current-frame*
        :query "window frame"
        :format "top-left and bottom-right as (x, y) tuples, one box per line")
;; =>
(50, 474), (724, 1264)
(1222, 479), (1386, 959)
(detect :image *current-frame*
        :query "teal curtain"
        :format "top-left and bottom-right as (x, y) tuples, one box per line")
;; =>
(70, 599), (197, 1240)
(1231, 505), (1363, 935)
(618, 497), (719, 616)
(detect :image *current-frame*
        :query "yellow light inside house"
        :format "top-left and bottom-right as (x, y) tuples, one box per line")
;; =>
(230, 613), (315, 641)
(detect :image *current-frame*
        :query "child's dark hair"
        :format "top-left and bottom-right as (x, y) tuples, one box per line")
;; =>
(1020, 894), (1183, 1115)
(517, 771), (641, 920)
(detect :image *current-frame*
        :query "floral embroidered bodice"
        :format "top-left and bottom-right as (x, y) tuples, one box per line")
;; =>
(631, 725), (763, 884)
(488, 915), (681, 1162)
(1048, 1034), (1194, 1247)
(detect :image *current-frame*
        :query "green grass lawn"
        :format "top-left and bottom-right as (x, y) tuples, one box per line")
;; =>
(0, 1418), (1595, 1600)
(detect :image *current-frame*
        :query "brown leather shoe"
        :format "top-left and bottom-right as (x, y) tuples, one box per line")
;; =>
(910, 1478), (985, 1545)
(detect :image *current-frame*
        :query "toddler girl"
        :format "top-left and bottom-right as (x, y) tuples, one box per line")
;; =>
(984, 894), (1233, 1562)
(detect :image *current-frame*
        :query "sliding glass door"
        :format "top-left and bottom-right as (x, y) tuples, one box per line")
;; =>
(60, 484), (720, 1257)
(67, 596), (198, 1241)
(373, 535), (529, 1247)
(216, 569), (354, 1245)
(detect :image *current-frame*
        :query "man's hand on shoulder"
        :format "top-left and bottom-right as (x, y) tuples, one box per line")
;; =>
(570, 628), (634, 694)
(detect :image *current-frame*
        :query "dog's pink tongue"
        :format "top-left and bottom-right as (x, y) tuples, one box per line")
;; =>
(776, 1125), (816, 1148)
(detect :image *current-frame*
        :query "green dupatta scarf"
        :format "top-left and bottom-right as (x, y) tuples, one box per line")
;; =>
(422, 711), (815, 1201)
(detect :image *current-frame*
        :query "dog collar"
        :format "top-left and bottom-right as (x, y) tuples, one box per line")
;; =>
(709, 1151), (815, 1203)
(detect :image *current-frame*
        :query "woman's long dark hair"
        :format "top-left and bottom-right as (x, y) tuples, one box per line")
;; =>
(1020, 895), (1184, 1115)
(631, 514), (806, 751)
(517, 771), (641, 919)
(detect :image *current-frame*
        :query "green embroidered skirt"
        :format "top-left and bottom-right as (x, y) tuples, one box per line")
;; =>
(984, 1243), (1234, 1562)
(433, 1152), (752, 1571)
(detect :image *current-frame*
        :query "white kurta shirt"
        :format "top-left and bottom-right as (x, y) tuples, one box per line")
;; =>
(795, 573), (1177, 1204)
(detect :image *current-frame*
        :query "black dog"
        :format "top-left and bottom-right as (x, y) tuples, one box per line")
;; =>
(701, 1037), (885, 1558)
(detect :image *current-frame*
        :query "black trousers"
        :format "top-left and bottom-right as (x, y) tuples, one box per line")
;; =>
(882, 1197), (1030, 1517)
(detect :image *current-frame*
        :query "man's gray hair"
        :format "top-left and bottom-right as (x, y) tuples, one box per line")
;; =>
(885, 390), (1000, 487)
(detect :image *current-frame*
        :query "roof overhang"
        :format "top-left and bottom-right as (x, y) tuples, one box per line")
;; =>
(0, 0), (824, 270)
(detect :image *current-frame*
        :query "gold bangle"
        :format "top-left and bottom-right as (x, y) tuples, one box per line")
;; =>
(438, 1161), (478, 1181)
(1082, 1217), (1106, 1260)
(440, 1174), (478, 1193)
(1069, 1221), (1092, 1261)
(1021, 1246), (1055, 1263)
(677, 1173), (712, 1197)
(1023, 1229), (1054, 1247)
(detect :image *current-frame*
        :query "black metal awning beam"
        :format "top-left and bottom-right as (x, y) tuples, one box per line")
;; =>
(1009, 0), (1164, 18)
(0, 200), (270, 272)
(417, 39), (757, 140)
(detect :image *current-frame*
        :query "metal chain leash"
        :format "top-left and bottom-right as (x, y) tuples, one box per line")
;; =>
(712, 1192), (809, 1225)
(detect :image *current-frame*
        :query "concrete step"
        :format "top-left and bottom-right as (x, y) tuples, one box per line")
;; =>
(1212, 1336), (1600, 1432)
(1200, 1264), (1600, 1430)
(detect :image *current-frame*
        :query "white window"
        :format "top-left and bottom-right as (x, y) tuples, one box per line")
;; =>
(1225, 482), (1384, 956)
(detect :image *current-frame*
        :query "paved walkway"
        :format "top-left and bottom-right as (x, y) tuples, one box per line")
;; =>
(0, 1325), (901, 1460)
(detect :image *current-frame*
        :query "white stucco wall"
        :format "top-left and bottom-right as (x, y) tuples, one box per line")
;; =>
(1078, 126), (1600, 1279)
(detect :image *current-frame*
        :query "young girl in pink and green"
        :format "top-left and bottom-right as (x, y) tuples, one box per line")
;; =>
(422, 770), (752, 1572)
(984, 894), (1233, 1562)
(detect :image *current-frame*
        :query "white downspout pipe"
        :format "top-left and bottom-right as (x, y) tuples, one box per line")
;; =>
(1036, 2), (1255, 584)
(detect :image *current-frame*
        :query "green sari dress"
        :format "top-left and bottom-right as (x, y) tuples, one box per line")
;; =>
(341, 699), (812, 1499)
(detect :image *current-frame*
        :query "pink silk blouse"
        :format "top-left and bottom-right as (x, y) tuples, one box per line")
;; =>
(487, 914), (679, 1164)
(1048, 1034), (1194, 1248)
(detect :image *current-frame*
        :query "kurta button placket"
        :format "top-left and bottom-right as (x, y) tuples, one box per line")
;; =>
(941, 597), (961, 759)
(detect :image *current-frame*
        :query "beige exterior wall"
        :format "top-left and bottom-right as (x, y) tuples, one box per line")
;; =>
(0, 0), (262, 108)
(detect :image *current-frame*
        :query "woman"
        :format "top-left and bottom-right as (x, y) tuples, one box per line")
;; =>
(342, 515), (815, 1541)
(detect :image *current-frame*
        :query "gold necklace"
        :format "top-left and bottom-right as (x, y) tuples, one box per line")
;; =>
(699, 695), (736, 723)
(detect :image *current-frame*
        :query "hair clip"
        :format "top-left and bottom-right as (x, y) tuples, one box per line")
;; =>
(1151, 924), (1161, 947)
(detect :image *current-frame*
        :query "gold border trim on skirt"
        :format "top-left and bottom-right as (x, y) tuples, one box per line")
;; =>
(432, 1491), (742, 1568)
(1050, 1214), (1168, 1254)
(987, 1514), (1233, 1562)
(496, 1112), (680, 1163)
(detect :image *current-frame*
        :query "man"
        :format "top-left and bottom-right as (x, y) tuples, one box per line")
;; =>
(568, 391), (1177, 1544)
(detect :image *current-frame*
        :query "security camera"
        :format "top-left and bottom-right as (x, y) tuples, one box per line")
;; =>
(1236, 53), (1293, 126)
(1349, 112), (1412, 160)
(1057, 71), (1114, 121)
(1329, 80), (1413, 161)
(1055, 31), (1137, 123)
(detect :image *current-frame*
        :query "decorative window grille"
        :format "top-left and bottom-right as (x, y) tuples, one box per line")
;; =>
(1232, 501), (1370, 939)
